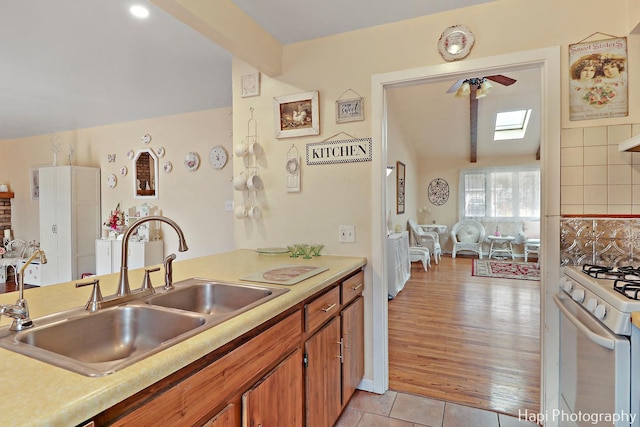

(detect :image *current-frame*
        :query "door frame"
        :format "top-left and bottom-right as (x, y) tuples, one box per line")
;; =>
(369, 46), (561, 424)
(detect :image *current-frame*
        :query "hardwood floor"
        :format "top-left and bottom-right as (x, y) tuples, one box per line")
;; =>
(388, 255), (540, 418)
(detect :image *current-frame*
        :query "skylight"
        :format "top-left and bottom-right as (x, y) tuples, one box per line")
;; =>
(494, 109), (531, 141)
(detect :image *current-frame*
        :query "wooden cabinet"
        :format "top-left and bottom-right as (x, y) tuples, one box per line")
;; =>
(242, 349), (303, 427)
(101, 311), (302, 427)
(95, 239), (164, 275)
(304, 270), (365, 427)
(91, 268), (365, 427)
(39, 166), (100, 285)
(201, 404), (236, 427)
(341, 296), (364, 406)
(305, 317), (342, 427)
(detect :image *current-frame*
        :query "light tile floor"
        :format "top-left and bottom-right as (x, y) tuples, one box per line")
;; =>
(336, 390), (540, 427)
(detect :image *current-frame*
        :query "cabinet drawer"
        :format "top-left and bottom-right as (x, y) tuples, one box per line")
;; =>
(342, 271), (364, 305)
(305, 286), (340, 333)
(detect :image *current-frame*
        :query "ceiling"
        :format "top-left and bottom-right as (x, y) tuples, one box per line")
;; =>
(1, 0), (541, 162)
(1, 0), (498, 140)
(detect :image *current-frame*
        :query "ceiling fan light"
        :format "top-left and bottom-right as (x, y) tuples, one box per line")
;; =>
(480, 80), (493, 94)
(455, 82), (471, 97)
(475, 89), (487, 99)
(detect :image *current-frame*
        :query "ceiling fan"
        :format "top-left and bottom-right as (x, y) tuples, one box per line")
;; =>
(446, 75), (517, 95)
(446, 75), (517, 163)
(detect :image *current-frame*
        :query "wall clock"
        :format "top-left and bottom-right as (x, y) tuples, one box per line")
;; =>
(209, 145), (228, 170)
(437, 24), (475, 62)
(428, 178), (449, 206)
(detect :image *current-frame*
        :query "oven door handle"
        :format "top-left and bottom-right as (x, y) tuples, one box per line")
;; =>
(553, 294), (615, 350)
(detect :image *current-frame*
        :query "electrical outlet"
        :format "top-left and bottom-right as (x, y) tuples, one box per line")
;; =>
(338, 225), (355, 243)
(225, 200), (234, 211)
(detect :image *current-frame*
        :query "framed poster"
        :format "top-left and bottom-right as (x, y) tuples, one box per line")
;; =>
(569, 37), (628, 121)
(273, 91), (320, 138)
(396, 161), (405, 214)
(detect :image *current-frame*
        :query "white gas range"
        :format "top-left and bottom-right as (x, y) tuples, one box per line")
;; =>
(557, 264), (640, 426)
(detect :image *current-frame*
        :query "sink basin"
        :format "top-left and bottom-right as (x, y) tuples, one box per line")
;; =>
(146, 280), (288, 316)
(0, 305), (207, 377)
(0, 278), (288, 377)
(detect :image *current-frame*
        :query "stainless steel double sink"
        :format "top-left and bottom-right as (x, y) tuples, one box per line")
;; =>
(0, 279), (288, 377)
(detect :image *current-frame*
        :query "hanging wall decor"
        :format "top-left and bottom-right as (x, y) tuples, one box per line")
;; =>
(241, 73), (260, 98)
(428, 178), (449, 206)
(306, 133), (372, 165)
(396, 161), (405, 214)
(273, 91), (319, 138)
(335, 88), (364, 123)
(286, 144), (301, 192)
(569, 34), (628, 121)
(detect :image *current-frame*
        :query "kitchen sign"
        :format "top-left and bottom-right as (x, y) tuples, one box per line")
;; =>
(306, 137), (372, 165)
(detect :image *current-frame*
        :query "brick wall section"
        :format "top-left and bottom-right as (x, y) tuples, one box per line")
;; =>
(0, 198), (11, 232)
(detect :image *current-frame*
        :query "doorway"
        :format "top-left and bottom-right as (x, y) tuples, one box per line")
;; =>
(369, 47), (562, 420)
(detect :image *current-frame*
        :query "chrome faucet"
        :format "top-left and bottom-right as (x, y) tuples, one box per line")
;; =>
(0, 249), (47, 331)
(117, 215), (188, 297)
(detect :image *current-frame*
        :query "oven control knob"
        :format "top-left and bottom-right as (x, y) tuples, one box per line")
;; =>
(594, 304), (607, 320)
(572, 289), (585, 303)
(561, 278), (573, 292)
(586, 298), (598, 312)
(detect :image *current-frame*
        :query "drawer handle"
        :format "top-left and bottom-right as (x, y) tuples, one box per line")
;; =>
(321, 303), (337, 312)
(351, 283), (363, 291)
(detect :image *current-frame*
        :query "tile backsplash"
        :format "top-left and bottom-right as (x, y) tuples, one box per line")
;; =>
(561, 217), (640, 266)
(561, 123), (640, 215)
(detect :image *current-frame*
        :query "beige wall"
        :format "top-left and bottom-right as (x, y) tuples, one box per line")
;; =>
(226, 0), (638, 384)
(0, 108), (235, 264)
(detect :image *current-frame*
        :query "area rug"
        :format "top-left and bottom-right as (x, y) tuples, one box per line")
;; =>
(472, 259), (540, 281)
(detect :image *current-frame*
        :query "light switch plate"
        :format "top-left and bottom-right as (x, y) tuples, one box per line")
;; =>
(338, 225), (355, 243)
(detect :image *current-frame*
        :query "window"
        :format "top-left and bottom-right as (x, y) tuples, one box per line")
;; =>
(494, 109), (532, 141)
(459, 166), (540, 220)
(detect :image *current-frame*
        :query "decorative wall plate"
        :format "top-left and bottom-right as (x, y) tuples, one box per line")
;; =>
(107, 174), (117, 189)
(184, 152), (200, 171)
(428, 178), (449, 205)
(163, 161), (173, 174)
(127, 149), (134, 160)
(209, 145), (228, 170)
(119, 166), (128, 176)
(437, 24), (475, 62)
(156, 147), (165, 158)
(141, 134), (152, 144)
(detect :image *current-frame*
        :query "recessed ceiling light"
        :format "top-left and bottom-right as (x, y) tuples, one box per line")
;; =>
(130, 5), (150, 19)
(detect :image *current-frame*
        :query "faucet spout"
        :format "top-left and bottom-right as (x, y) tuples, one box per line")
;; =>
(0, 249), (47, 331)
(117, 216), (188, 297)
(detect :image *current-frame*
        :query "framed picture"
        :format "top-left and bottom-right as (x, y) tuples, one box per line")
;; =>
(241, 73), (260, 98)
(29, 166), (41, 201)
(273, 91), (320, 138)
(396, 161), (405, 214)
(569, 37), (628, 121)
(336, 97), (364, 123)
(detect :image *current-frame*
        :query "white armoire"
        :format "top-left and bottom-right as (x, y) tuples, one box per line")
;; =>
(39, 166), (100, 285)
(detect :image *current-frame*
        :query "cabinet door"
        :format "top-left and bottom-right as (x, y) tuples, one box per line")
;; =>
(305, 317), (341, 427)
(242, 349), (303, 427)
(341, 296), (364, 407)
(201, 404), (237, 427)
(95, 240), (113, 275)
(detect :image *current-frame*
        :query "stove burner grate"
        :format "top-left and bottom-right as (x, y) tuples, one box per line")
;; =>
(614, 279), (640, 300)
(582, 264), (640, 280)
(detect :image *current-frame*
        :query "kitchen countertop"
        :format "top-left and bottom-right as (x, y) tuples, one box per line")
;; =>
(0, 249), (366, 426)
